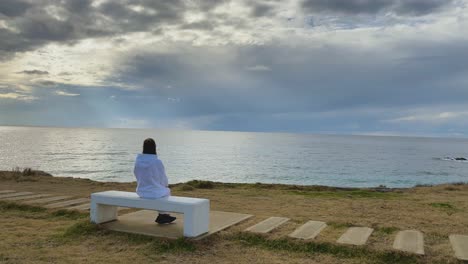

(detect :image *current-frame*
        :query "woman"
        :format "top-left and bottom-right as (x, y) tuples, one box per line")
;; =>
(134, 138), (176, 224)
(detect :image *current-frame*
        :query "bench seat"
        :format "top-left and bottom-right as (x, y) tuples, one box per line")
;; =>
(90, 191), (210, 237)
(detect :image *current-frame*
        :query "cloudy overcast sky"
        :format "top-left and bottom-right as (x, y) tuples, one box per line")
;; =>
(1, 0), (468, 137)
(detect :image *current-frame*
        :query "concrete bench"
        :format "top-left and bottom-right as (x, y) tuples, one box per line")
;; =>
(90, 191), (210, 237)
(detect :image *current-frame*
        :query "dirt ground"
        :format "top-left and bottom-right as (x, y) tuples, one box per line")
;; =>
(1, 170), (467, 263)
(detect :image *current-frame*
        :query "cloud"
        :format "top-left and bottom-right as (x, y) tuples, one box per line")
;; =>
(301, 0), (454, 16)
(250, 2), (276, 17)
(0, 0), (31, 17)
(55, 90), (80, 97)
(0, 0), (229, 59)
(1, 0), (468, 136)
(0, 92), (37, 101)
(246, 65), (271, 71)
(386, 111), (468, 124)
(36, 80), (58, 86)
(17, 69), (49, 75)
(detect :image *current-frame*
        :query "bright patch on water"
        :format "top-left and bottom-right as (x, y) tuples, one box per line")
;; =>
(1, 126), (468, 188)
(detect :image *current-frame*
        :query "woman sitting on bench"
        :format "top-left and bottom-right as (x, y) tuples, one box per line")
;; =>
(134, 138), (177, 224)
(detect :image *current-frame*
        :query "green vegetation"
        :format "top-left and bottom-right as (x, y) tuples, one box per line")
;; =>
(4, 167), (52, 182)
(375, 226), (399, 235)
(51, 209), (88, 220)
(61, 221), (100, 238)
(429, 202), (460, 215)
(0, 200), (46, 213)
(229, 232), (419, 264)
(0, 201), (88, 220)
(11, 167), (52, 176)
(186, 180), (215, 189)
(288, 189), (402, 199)
(179, 184), (195, 191)
(430, 202), (455, 209)
(59, 220), (196, 254)
(145, 237), (196, 254)
(327, 222), (354, 229)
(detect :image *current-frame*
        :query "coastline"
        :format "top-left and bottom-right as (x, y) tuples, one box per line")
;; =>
(2, 169), (468, 263)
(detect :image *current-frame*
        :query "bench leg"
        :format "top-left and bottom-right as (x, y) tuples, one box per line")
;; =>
(90, 202), (118, 224)
(183, 200), (210, 237)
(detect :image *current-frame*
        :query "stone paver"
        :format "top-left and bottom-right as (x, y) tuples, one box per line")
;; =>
(0, 192), (34, 199)
(393, 230), (424, 255)
(288, 221), (327, 240)
(450, 234), (468, 261)
(103, 210), (253, 239)
(23, 196), (72, 204)
(0, 190), (16, 194)
(3, 194), (52, 201)
(245, 217), (290, 233)
(45, 198), (90, 209)
(337, 227), (374, 246)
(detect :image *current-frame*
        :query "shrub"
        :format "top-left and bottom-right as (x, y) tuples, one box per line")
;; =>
(186, 180), (214, 189)
(180, 184), (195, 191)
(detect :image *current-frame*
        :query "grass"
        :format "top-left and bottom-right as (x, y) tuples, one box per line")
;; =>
(186, 180), (215, 189)
(0, 200), (46, 213)
(2, 171), (468, 263)
(0, 201), (88, 221)
(179, 184), (195, 191)
(288, 189), (402, 199)
(145, 237), (196, 254)
(61, 221), (100, 238)
(429, 202), (460, 215)
(58, 220), (196, 254)
(430, 202), (455, 209)
(375, 226), (399, 235)
(327, 222), (354, 229)
(228, 232), (420, 264)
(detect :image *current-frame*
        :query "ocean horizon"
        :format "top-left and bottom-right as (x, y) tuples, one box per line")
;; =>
(1, 125), (467, 188)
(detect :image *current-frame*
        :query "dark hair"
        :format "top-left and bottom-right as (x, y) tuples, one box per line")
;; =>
(142, 138), (157, 155)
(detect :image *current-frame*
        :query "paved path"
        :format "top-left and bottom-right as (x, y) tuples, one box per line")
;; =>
(289, 221), (327, 240)
(393, 230), (424, 255)
(23, 195), (72, 204)
(0, 192), (34, 199)
(67, 203), (91, 211)
(337, 227), (374, 246)
(3, 193), (52, 201)
(450, 234), (468, 261)
(45, 198), (90, 209)
(5, 188), (468, 260)
(245, 217), (290, 233)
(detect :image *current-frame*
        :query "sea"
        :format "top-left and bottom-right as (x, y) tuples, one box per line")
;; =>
(1, 126), (467, 188)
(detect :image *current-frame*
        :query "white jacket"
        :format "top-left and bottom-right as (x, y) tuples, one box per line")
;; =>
(133, 154), (171, 199)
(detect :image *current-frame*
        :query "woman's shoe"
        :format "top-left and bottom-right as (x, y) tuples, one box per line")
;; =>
(155, 214), (177, 224)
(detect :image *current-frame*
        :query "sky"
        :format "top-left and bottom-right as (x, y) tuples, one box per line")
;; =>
(1, 0), (468, 137)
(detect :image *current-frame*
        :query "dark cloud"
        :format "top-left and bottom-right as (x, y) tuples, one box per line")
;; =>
(36, 80), (58, 86)
(1, 0), (467, 135)
(111, 36), (468, 121)
(17, 70), (49, 75)
(0, 0), (226, 59)
(63, 0), (92, 14)
(302, 0), (453, 16)
(97, 0), (186, 32)
(0, 0), (31, 17)
(394, 0), (454, 15)
(18, 15), (76, 41)
(251, 2), (275, 17)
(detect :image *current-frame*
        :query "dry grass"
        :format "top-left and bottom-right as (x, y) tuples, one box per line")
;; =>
(1, 170), (467, 263)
